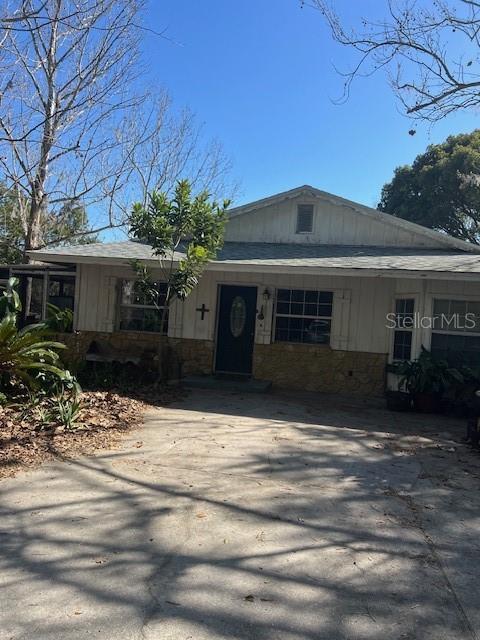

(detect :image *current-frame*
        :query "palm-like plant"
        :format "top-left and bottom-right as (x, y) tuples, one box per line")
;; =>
(0, 314), (67, 388)
(393, 347), (464, 396)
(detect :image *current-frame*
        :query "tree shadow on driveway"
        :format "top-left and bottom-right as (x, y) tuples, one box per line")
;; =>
(0, 389), (478, 640)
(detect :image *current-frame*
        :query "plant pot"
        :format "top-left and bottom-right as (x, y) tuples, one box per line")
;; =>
(386, 390), (412, 412)
(413, 392), (441, 413)
(466, 417), (480, 448)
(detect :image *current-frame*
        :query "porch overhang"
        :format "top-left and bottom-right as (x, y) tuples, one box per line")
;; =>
(26, 252), (480, 282)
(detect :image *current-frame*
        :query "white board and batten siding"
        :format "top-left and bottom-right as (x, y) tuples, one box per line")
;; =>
(71, 184), (480, 362)
(75, 263), (184, 335)
(77, 263), (401, 356)
(225, 194), (449, 248)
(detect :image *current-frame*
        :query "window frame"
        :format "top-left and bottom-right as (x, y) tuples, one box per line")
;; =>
(429, 296), (480, 364)
(118, 279), (169, 334)
(273, 287), (333, 345)
(391, 297), (416, 362)
(295, 203), (315, 234)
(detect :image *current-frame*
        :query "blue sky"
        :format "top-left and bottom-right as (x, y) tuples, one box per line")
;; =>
(142, 0), (479, 209)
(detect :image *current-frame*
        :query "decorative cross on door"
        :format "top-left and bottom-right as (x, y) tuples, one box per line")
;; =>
(196, 303), (210, 320)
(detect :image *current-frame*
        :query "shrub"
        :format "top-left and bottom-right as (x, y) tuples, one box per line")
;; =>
(0, 314), (68, 389)
(45, 303), (74, 333)
(392, 347), (463, 396)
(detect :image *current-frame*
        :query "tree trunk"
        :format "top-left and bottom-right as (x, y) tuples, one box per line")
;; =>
(24, 200), (43, 261)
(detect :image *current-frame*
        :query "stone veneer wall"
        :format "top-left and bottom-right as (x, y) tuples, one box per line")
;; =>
(57, 332), (386, 396)
(57, 331), (214, 377)
(253, 343), (387, 396)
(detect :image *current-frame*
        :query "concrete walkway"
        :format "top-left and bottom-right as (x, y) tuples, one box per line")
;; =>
(1, 389), (479, 640)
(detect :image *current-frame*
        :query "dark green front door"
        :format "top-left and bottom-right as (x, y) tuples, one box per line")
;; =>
(215, 285), (257, 375)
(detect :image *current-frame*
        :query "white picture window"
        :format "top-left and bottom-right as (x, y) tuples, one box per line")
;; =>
(274, 288), (332, 344)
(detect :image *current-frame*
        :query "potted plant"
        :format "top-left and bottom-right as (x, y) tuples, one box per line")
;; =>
(392, 348), (464, 413)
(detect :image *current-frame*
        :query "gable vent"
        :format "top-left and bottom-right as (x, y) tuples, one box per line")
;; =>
(296, 204), (314, 233)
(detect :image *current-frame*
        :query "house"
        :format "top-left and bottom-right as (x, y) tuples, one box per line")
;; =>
(25, 184), (480, 396)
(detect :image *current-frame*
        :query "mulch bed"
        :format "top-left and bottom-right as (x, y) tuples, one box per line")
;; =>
(0, 386), (183, 480)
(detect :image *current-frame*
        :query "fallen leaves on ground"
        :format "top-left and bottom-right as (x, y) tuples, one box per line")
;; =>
(0, 387), (182, 480)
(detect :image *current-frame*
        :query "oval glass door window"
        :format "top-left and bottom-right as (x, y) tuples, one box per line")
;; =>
(230, 296), (246, 337)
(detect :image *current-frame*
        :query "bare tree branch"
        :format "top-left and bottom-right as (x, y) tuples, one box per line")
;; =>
(307, 0), (480, 121)
(0, 1), (235, 260)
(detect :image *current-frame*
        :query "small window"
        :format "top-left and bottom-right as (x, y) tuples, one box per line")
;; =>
(296, 204), (314, 234)
(119, 279), (168, 333)
(274, 288), (333, 344)
(392, 298), (414, 360)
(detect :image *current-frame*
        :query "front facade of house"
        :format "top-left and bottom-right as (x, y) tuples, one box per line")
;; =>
(27, 185), (480, 396)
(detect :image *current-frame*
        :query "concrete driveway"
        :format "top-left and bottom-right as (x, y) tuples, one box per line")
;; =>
(1, 389), (479, 640)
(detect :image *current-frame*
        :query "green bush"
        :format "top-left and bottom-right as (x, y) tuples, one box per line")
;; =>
(0, 314), (68, 389)
(45, 303), (73, 333)
(392, 347), (463, 396)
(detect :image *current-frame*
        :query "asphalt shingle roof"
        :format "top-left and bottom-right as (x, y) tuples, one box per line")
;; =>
(30, 240), (480, 274)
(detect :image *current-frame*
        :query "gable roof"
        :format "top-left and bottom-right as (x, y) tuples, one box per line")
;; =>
(227, 185), (480, 254)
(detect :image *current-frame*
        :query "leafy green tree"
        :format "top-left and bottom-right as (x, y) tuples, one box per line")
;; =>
(128, 180), (228, 375)
(0, 183), (98, 264)
(379, 131), (480, 244)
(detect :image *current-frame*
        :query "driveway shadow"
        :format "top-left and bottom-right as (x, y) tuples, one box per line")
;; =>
(0, 389), (477, 640)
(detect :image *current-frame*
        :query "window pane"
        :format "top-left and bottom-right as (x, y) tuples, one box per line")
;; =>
(48, 276), (75, 312)
(393, 330), (412, 361)
(275, 316), (331, 344)
(319, 291), (333, 304)
(433, 299), (450, 316)
(276, 301), (290, 315)
(317, 304), (332, 317)
(49, 281), (60, 297)
(450, 300), (467, 316)
(277, 289), (290, 302)
(304, 303), (317, 316)
(305, 319), (331, 344)
(291, 289), (304, 303)
(395, 298), (414, 327)
(468, 301), (480, 316)
(121, 280), (134, 305)
(121, 279), (167, 307)
(432, 298), (480, 333)
(305, 290), (318, 304)
(431, 332), (480, 366)
(119, 306), (167, 333)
